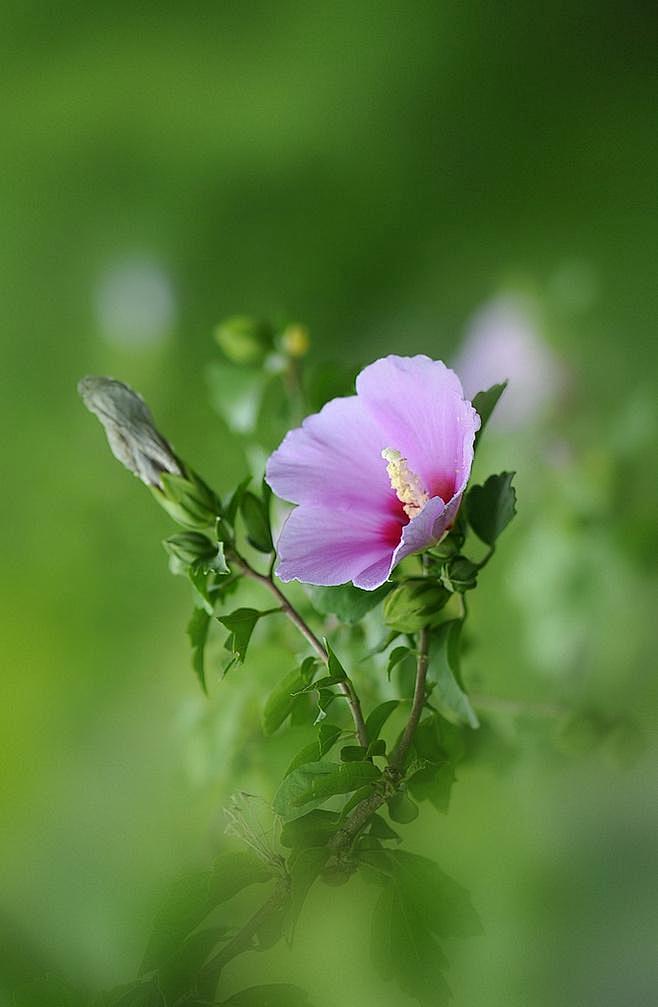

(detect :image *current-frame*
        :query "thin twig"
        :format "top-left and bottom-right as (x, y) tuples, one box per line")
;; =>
(388, 625), (430, 772)
(234, 554), (369, 748)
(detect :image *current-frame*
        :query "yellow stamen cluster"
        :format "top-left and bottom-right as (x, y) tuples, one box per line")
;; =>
(381, 448), (429, 518)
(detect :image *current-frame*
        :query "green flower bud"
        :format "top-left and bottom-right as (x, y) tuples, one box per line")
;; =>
(383, 580), (450, 633)
(157, 469), (221, 530)
(163, 532), (216, 566)
(213, 316), (274, 366)
(440, 556), (479, 593)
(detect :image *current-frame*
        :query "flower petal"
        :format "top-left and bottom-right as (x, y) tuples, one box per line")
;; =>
(356, 355), (480, 503)
(275, 505), (402, 588)
(265, 395), (396, 514)
(389, 493), (462, 571)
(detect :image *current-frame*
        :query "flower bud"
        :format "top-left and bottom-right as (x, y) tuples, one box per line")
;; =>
(280, 323), (310, 358)
(78, 375), (221, 529)
(440, 556), (479, 593)
(383, 580), (450, 633)
(213, 316), (274, 366)
(78, 375), (182, 487)
(163, 532), (217, 566)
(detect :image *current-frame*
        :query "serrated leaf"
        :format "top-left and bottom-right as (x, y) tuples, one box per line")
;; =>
(429, 621), (479, 729)
(472, 381), (508, 449)
(365, 700), (399, 742)
(273, 760), (381, 821)
(240, 490), (274, 553)
(308, 582), (393, 624)
(220, 984), (314, 1006)
(187, 607), (211, 693)
(466, 471), (517, 546)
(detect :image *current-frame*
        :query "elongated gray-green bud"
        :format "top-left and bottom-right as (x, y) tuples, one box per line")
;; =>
(78, 376), (182, 487)
(78, 375), (220, 529)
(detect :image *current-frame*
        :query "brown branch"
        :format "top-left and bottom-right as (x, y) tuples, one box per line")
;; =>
(234, 555), (369, 748)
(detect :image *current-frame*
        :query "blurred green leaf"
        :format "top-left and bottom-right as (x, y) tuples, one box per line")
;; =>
(140, 852), (272, 982)
(219, 984), (314, 1006)
(472, 381), (508, 449)
(273, 760), (381, 821)
(187, 607), (211, 694)
(280, 809), (340, 849)
(98, 976), (165, 1007)
(408, 763), (456, 814)
(368, 814), (401, 842)
(340, 744), (368, 762)
(439, 555), (479, 593)
(466, 471), (517, 546)
(308, 582), (393, 624)
(214, 316), (274, 366)
(387, 790), (419, 824)
(12, 976), (85, 1007)
(240, 491), (273, 553)
(429, 621), (479, 729)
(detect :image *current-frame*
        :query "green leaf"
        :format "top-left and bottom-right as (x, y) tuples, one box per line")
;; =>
(12, 976), (85, 1007)
(140, 852), (272, 977)
(220, 984), (314, 1007)
(225, 475), (251, 525)
(285, 723), (343, 777)
(429, 621), (479, 729)
(367, 849), (481, 1007)
(383, 581), (450, 633)
(273, 760), (381, 821)
(340, 744), (368, 762)
(370, 876), (450, 1007)
(262, 658), (317, 735)
(408, 763), (456, 814)
(285, 846), (331, 938)
(365, 700), (399, 741)
(387, 646), (414, 681)
(308, 582), (393, 624)
(466, 471), (517, 546)
(472, 381), (508, 449)
(217, 607), (275, 664)
(280, 809), (340, 849)
(240, 490), (274, 553)
(387, 790), (419, 824)
(368, 814), (401, 842)
(187, 607), (211, 693)
(323, 639), (348, 680)
(98, 977), (166, 1007)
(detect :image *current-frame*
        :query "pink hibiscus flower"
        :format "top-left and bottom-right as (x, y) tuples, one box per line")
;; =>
(265, 355), (480, 590)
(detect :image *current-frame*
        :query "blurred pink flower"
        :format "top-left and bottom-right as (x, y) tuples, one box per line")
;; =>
(454, 295), (565, 429)
(266, 355), (479, 590)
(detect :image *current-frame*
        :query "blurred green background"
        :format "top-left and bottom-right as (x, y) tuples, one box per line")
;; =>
(1, 3), (656, 1005)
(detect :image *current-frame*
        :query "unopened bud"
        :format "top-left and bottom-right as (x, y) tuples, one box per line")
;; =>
(214, 316), (274, 366)
(79, 375), (221, 529)
(383, 580), (450, 633)
(280, 323), (310, 358)
(78, 376), (182, 488)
